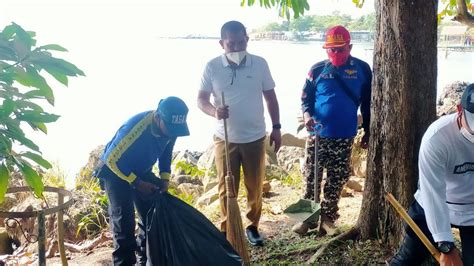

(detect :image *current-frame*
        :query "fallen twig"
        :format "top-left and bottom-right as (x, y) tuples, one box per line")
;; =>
(308, 227), (359, 264)
(64, 232), (112, 253)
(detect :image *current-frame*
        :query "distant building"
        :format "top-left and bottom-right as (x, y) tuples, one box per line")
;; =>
(249, 31), (291, 41)
(349, 31), (374, 42)
(439, 25), (474, 46)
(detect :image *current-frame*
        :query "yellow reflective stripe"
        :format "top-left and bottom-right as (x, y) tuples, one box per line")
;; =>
(106, 112), (154, 184)
(160, 172), (171, 180)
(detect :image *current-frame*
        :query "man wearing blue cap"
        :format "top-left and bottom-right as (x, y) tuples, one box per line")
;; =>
(390, 84), (474, 266)
(96, 96), (189, 265)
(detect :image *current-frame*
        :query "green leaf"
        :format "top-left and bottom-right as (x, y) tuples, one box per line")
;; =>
(1, 129), (40, 152)
(29, 56), (85, 77)
(44, 68), (68, 86)
(23, 89), (45, 99)
(27, 121), (48, 133)
(0, 135), (13, 153)
(17, 111), (60, 123)
(11, 24), (33, 59)
(1, 24), (16, 39)
(1, 98), (15, 117)
(17, 160), (44, 198)
(38, 44), (68, 52)
(13, 100), (44, 112)
(0, 45), (17, 61)
(13, 66), (55, 105)
(0, 164), (9, 203)
(20, 152), (52, 169)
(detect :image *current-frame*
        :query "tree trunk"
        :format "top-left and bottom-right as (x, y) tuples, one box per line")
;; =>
(357, 0), (438, 247)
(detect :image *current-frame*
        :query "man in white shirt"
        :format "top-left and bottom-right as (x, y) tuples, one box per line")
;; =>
(390, 84), (474, 266)
(197, 20), (281, 246)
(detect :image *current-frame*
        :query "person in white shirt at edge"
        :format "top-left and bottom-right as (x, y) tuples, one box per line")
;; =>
(390, 84), (474, 266)
(197, 20), (281, 247)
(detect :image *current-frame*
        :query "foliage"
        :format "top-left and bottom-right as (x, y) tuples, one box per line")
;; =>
(439, 0), (473, 22)
(280, 169), (302, 188)
(0, 23), (84, 202)
(75, 178), (109, 237)
(174, 160), (206, 178)
(258, 12), (374, 36)
(241, 0), (364, 19)
(241, 0), (310, 19)
(42, 161), (67, 187)
(242, 0), (472, 24)
(168, 187), (195, 206)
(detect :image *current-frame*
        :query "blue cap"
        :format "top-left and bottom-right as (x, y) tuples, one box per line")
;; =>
(156, 97), (190, 136)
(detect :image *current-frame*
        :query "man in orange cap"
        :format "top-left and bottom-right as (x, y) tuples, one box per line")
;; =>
(295, 25), (372, 236)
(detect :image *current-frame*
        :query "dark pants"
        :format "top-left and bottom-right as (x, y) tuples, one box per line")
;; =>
(99, 166), (153, 266)
(303, 137), (353, 222)
(390, 200), (474, 266)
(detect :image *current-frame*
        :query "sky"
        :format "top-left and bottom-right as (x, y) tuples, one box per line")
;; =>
(0, 0), (375, 37)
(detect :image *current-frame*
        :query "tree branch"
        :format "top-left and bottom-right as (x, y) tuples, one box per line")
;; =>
(307, 226), (360, 264)
(453, 0), (474, 27)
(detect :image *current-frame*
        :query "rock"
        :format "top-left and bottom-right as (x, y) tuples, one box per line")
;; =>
(196, 144), (215, 171)
(262, 181), (271, 194)
(341, 187), (354, 198)
(281, 133), (306, 148)
(173, 175), (202, 186)
(437, 81), (470, 116)
(276, 146), (305, 172)
(75, 145), (105, 185)
(177, 183), (203, 199)
(345, 179), (363, 192)
(265, 164), (288, 180)
(202, 175), (219, 192)
(196, 186), (220, 207)
(265, 132), (306, 165)
(0, 227), (15, 255)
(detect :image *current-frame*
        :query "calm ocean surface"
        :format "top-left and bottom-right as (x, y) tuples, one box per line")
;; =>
(30, 38), (474, 180)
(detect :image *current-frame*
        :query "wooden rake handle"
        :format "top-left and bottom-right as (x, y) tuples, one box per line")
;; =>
(385, 192), (441, 263)
(221, 92), (237, 199)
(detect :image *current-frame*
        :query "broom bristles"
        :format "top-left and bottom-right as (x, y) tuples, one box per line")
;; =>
(225, 175), (250, 265)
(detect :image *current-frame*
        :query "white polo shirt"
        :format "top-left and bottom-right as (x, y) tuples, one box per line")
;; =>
(415, 113), (474, 242)
(200, 53), (275, 143)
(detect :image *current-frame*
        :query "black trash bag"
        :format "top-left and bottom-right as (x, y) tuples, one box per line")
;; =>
(146, 192), (242, 266)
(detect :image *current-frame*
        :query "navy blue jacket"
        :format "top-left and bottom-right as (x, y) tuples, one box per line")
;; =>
(101, 111), (176, 184)
(301, 57), (372, 138)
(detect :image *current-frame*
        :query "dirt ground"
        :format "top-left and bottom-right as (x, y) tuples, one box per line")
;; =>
(45, 178), (383, 265)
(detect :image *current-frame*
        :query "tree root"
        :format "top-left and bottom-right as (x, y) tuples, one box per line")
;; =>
(307, 226), (360, 264)
(63, 232), (112, 253)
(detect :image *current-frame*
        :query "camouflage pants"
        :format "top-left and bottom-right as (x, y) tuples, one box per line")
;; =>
(303, 136), (354, 222)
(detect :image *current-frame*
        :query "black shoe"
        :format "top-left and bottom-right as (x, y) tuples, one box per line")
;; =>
(245, 226), (264, 246)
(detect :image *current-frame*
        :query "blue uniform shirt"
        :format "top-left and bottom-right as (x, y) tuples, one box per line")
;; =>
(301, 57), (372, 138)
(101, 111), (176, 184)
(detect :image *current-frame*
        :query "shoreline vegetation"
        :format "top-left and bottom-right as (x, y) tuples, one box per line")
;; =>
(160, 12), (473, 49)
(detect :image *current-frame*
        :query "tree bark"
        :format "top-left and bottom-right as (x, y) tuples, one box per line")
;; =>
(357, 0), (438, 247)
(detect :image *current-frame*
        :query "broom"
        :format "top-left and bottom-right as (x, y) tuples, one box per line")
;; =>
(221, 92), (250, 265)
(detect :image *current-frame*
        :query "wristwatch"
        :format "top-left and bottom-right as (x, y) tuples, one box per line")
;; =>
(272, 123), (281, 130)
(437, 241), (455, 254)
